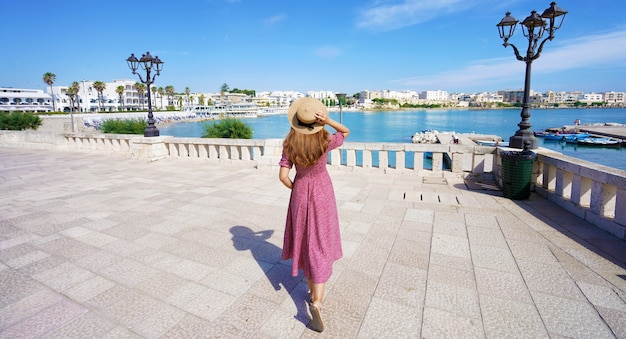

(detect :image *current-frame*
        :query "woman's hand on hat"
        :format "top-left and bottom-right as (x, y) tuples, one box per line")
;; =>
(314, 111), (327, 124)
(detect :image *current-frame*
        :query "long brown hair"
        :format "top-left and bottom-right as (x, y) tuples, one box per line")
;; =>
(283, 128), (331, 167)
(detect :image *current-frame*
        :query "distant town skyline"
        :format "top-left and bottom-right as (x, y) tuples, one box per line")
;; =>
(2, 1), (626, 95)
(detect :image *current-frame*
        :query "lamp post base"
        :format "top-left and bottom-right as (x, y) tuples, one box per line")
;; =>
(144, 126), (160, 137)
(509, 134), (538, 149)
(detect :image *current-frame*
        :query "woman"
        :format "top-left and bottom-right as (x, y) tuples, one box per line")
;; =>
(279, 97), (350, 332)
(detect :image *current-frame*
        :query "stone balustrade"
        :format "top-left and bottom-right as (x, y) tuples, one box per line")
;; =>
(531, 151), (625, 239)
(1, 130), (624, 240)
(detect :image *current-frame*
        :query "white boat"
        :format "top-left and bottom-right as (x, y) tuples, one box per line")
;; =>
(257, 106), (289, 116)
(576, 137), (622, 146)
(476, 140), (509, 147)
(183, 102), (259, 118)
(412, 129), (439, 143)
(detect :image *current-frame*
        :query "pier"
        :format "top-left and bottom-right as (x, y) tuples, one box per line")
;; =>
(575, 125), (626, 143)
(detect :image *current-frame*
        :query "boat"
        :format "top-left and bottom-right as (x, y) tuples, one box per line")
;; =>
(542, 133), (566, 140)
(576, 137), (622, 147)
(476, 140), (509, 147)
(257, 106), (289, 116)
(537, 127), (579, 140)
(412, 129), (439, 143)
(562, 133), (591, 143)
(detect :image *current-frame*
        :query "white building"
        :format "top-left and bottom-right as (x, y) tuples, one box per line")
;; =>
(419, 90), (449, 102)
(256, 90), (303, 107)
(582, 92), (603, 103)
(604, 91), (625, 105)
(0, 87), (53, 112)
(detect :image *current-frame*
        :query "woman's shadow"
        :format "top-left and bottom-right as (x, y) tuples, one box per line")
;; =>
(230, 225), (309, 324)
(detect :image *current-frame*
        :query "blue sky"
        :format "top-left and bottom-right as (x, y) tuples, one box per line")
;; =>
(2, 0), (625, 96)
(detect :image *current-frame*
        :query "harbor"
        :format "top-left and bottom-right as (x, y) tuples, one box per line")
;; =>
(159, 107), (626, 171)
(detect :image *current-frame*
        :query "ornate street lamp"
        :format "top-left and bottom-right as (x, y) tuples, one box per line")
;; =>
(66, 90), (76, 132)
(336, 93), (346, 124)
(497, 2), (567, 149)
(126, 52), (164, 137)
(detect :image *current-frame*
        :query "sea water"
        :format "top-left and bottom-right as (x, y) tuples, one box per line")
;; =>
(160, 108), (626, 171)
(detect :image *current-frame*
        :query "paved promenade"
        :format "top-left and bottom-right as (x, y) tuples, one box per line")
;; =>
(1, 147), (625, 338)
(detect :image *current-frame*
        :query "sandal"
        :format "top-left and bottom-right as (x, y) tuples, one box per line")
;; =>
(309, 302), (324, 332)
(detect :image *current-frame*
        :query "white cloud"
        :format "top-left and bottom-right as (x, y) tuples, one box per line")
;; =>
(356, 0), (477, 32)
(264, 13), (286, 26)
(391, 29), (626, 90)
(314, 46), (343, 58)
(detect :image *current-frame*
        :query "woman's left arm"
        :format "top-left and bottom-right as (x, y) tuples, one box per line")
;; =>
(279, 166), (293, 189)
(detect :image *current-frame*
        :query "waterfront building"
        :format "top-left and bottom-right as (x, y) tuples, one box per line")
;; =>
(0, 87), (53, 112)
(3, 81), (625, 112)
(582, 92), (604, 103)
(419, 90), (449, 102)
(604, 91), (625, 106)
(500, 89), (526, 103)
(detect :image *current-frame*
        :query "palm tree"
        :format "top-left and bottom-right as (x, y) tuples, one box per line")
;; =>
(151, 86), (157, 110)
(158, 87), (165, 110)
(43, 72), (57, 111)
(69, 81), (80, 112)
(220, 83), (229, 103)
(165, 85), (175, 108)
(199, 94), (206, 106)
(134, 82), (146, 110)
(92, 81), (106, 112)
(185, 87), (190, 108)
(116, 85), (125, 111)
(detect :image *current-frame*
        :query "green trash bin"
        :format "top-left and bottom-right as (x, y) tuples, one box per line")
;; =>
(500, 150), (536, 200)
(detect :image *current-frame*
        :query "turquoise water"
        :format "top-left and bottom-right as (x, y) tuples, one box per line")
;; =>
(160, 108), (626, 171)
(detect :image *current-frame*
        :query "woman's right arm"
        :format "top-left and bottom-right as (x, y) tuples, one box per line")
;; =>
(315, 112), (350, 138)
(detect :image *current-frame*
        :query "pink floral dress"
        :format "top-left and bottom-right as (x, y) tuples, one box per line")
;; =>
(280, 132), (344, 283)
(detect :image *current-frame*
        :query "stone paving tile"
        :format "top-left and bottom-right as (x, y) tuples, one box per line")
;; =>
(507, 239), (558, 264)
(479, 294), (547, 338)
(517, 259), (587, 301)
(373, 262), (427, 308)
(0, 298), (88, 339)
(0, 269), (46, 309)
(63, 275), (116, 303)
(471, 243), (520, 274)
(474, 266), (534, 305)
(577, 281), (626, 311)
(2, 148), (626, 338)
(421, 306), (484, 338)
(424, 281), (481, 319)
(596, 306), (626, 339)
(430, 233), (470, 259)
(467, 225), (508, 248)
(532, 291), (615, 338)
(159, 314), (213, 339)
(358, 296), (421, 338)
(0, 289), (63, 330)
(45, 311), (118, 339)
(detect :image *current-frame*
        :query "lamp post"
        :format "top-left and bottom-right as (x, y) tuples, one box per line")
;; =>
(336, 93), (346, 124)
(66, 90), (76, 132)
(497, 2), (567, 149)
(126, 52), (163, 137)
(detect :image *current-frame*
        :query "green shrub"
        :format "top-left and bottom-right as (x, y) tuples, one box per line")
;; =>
(101, 118), (147, 134)
(0, 112), (42, 130)
(202, 117), (253, 139)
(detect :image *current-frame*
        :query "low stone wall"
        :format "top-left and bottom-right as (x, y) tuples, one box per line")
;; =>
(533, 152), (626, 239)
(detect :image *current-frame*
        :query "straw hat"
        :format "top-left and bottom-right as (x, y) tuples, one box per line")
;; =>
(288, 97), (327, 134)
